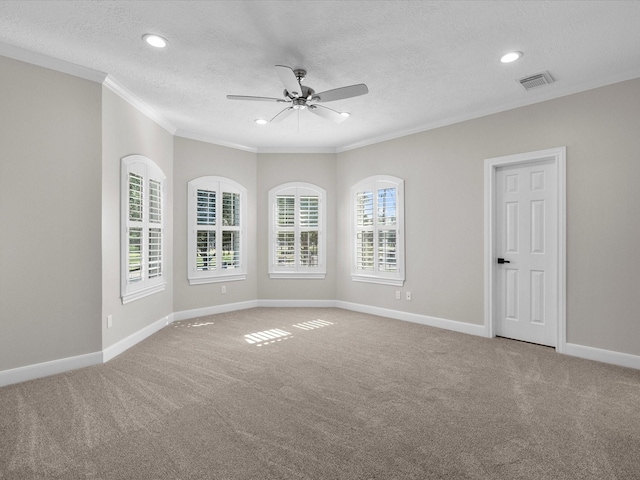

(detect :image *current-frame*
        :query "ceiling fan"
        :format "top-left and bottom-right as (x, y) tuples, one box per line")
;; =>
(227, 65), (368, 123)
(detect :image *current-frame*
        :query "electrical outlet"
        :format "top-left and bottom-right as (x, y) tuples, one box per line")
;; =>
(395, 290), (401, 300)
(221, 285), (227, 294)
(406, 291), (412, 301)
(107, 315), (113, 328)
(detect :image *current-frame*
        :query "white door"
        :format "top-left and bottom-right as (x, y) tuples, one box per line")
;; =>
(495, 159), (558, 346)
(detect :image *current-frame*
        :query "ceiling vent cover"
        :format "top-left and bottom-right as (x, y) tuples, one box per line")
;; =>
(518, 71), (554, 91)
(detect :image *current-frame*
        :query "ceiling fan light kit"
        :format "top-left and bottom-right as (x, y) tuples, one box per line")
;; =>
(227, 65), (368, 124)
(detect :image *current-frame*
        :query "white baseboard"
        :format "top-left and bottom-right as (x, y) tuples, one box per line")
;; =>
(336, 301), (487, 337)
(564, 343), (640, 370)
(102, 313), (174, 363)
(0, 351), (103, 388)
(173, 300), (258, 322)
(4, 303), (639, 388)
(257, 299), (337, 308)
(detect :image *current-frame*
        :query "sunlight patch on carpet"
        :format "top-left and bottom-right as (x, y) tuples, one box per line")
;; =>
(244, 329), (292, 346)
(173, 320), (215, 328)
(292, 319), (334, 330)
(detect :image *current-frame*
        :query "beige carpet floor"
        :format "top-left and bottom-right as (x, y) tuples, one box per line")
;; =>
(1, 307), (639, 479)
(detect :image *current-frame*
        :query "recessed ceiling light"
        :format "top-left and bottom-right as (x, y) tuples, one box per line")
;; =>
(143, 34), (168, 49)
(254, 118), (267, 125)
(340, 112), (351, 118)
(500, 51), (523, 63)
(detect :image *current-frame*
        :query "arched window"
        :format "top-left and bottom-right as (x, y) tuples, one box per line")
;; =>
(121, 155), (166, 303)
(268, 182), (326, 279)
(351, 175), (405, 286)
(187, 176), (247, 284)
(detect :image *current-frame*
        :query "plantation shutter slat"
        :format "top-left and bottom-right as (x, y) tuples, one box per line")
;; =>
(377, 187), (397, 225)
(300, 231), (319, 266)
(222, 192), (240, 227)
(356, 231), (374, 271)
(299, 196), (319, 227)
(128, 173), (143, 221)
(222, 231), (240, 269)
(276, 195), (295, 226)
(196, 230), (216, 271)
(148, 228), (162, 278)
(197, 189), (216, 225)
(356, 191), (374, 227)
(377, 230), (397, 272)
(276, 231), (295, 265)
(149, 179), (162, 224)
(128, 227), (143, 282)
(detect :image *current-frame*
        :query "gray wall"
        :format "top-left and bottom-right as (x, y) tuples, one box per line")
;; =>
(0, 57), (102, 370)
(101, 87), (174, 349)
(337, 77), (640, 356)
(2, 51), (639, 375)
(337, 133), (485, 324)
(173, 137), (258, 313)
(257, 153), (337, 301)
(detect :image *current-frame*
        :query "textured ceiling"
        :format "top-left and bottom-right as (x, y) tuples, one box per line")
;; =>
(1, 1), (640, 152)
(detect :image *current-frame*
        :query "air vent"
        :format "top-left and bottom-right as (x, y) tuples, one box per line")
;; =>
(518, 71), (554, 91)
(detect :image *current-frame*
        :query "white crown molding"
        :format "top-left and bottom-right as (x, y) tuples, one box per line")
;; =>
(0, 41), (107, 83)
(174, 133), (340, 155)
(174, 130), (258, 153)
(257, 147), (337, 154)
(4, 40), (640, 156)
(337, 69), (640, 153)
(0, 42), (177, 136)
(103, 75), (176, 135)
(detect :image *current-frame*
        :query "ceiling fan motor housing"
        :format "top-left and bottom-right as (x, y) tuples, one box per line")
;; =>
(284, 85), (316, 101)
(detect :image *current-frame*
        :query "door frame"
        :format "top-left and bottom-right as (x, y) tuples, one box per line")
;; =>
(483, 147), (567, 352)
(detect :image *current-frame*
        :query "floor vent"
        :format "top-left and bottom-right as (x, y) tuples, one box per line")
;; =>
(518, 71), (554, 91)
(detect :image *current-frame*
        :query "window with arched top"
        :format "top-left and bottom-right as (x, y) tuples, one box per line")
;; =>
(351, 175), (405, 286)
(121, 155), (167, 304)
(268, 182), (326, 279)
(187, 176), (247, 285)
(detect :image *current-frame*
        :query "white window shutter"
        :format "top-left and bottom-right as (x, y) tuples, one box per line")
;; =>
(121, 155), (166, 304)
(187, 177), (247, 285)
(269, 183), (326, 279)
(351, 176), (404, 286)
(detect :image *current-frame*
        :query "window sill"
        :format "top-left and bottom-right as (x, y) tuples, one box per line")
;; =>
(121, 282), (167, 304)
(351, 274), (404, 287)
(188, 273), (247, 285)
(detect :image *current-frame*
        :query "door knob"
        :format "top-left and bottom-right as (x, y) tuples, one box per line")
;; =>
(497, 258), (510, 264)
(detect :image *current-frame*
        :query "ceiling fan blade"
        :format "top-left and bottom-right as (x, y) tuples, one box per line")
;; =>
(314, 84), (369, 103)
(308, 105), (349, 123)
(227, 95), (287, 103)
(275, 65), (301, 98)
(270, 107), (294, 123)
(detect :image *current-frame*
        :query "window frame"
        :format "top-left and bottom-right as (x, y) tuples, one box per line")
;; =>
(121, 155), (167, 304)
(187, 176), (247, 285)
(268, 182), (327, 279)
(351, 175), (405, 286)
